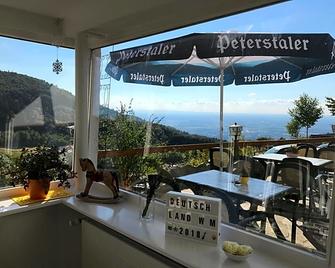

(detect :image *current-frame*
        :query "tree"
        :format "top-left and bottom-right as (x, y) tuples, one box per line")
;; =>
(98, 102), (146, 185)
(288, 93), (323, 138)
(286, 119), (301, 138)
(325, 97), (335, 115)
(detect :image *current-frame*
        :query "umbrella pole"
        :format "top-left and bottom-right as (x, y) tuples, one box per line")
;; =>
(219, 66), (224, 172)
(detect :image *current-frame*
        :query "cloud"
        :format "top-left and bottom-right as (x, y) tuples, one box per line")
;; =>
(224, 98), (294, 114)
(105, 94), (296, 115)
(248, 92), (257, 97)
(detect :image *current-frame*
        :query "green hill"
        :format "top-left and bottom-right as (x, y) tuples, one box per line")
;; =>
(0, 71), (217, 148)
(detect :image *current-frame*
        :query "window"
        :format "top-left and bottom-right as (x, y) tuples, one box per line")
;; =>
(0, 37), (75, 187)
(96, 0), (335, 257)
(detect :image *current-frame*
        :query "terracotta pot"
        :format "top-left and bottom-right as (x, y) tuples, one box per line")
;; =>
(28, 179), (50, 200)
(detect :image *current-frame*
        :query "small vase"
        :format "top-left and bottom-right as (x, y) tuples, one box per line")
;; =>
(139, 194), (155, 221)
(28, 179), (50, 200)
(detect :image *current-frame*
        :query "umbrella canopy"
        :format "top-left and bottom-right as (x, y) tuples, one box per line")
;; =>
(106, 33), (335, 169)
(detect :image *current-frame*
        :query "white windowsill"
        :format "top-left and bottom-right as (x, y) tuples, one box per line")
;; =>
(0, 183), (328, 268)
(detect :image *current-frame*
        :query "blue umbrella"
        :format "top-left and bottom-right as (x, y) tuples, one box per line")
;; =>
(106, 33), (335, 169)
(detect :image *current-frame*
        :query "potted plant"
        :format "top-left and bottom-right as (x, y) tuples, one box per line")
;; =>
(285, 145), (299, 158)
(11, 146), (75, 199)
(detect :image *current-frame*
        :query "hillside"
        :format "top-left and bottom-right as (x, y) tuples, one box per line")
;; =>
(0, 71), (217, 147)
(151, 124), (217, 145)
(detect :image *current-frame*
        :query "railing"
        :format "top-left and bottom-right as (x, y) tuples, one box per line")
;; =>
(98, 137), (335, 158)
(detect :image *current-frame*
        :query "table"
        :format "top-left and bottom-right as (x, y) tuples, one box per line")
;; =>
(177, 170), (291, 204)
(253, 153), (332, 167)
(176, 170), (292, 224)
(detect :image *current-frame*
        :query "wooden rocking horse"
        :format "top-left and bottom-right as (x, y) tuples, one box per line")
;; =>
(76, 158), (120, 203)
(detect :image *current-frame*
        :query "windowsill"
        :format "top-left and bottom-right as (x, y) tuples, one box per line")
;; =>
(0, 183), (328, 268)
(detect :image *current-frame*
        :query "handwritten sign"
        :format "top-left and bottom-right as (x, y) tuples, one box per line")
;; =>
(165, 191), (221, 245)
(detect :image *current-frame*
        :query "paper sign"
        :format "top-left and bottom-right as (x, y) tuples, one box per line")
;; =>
(165, 191), (221, 245)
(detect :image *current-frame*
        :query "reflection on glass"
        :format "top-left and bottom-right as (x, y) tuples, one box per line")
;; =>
(0, 41), (75, 189)
(96, 0), (335, 256)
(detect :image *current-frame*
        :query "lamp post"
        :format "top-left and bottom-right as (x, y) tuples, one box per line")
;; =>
(229, 122), (243, 161)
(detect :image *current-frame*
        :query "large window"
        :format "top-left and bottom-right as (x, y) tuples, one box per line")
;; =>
(96, 0), (335, 257)
(0, 37), (75, 187)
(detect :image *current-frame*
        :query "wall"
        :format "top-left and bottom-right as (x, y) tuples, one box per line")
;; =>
(81, 220), (184, 268)
(0, 205), (82, 268)
(0, 203), (183, 268)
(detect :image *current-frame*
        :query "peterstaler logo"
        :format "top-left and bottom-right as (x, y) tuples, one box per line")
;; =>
(217, 34), (310, 54)
(115, 43), (176, 64)
(130, 72), (165, 85)
(306, 63), (335, 76)
(243, 71), (291, 83)
(180, 75), (221, 84)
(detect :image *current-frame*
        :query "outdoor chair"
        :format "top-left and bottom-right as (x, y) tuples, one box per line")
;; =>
(232, 156), (267, 179)
(317, 147), (335, 172)
(156, 165), (209, 197)
(297, 143), (317, 158)
(231, 157), (268, 231)
(209, 147), (233, 171)
(267, 158), (329, 251)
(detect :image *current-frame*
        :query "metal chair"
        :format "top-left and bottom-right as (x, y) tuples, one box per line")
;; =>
(267, 158), (328, 251)
(317, 146), (335, 172)
(209, 147), (233, 171)
(297, 143), (317, 158)
(232, 156), (266, 179)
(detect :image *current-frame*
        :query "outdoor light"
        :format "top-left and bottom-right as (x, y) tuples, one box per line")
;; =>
(229, 123), (243, 161)
(229, 123), (243, 138)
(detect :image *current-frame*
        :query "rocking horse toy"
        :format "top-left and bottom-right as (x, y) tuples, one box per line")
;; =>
(76, 158), (120, 203)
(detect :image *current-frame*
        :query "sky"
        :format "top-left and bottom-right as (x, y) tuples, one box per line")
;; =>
(0, 0), (334, 115)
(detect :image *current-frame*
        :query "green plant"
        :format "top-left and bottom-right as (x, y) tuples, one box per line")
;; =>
(286, 145), (298, 154)
(286, 119), (301, 138)
(325, 97), (335, 115)
(11, 146), (75, 189)
(99, 101), (163, 186)
(288, 93), (323, 138)
(0, 153), (14, 187)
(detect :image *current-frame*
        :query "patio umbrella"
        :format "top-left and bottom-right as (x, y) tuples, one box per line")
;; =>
(106, 33), (335, 170)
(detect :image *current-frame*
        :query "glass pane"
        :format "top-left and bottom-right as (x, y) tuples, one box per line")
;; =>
(96, 0), (334, 256)
(0, 37), (75, 188)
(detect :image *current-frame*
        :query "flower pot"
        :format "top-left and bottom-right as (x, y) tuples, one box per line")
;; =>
(286, 152), (298, 158)
(28, 179), (50, 200)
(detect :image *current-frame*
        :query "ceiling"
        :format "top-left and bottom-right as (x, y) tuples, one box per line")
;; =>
(0, 0), (284, 49)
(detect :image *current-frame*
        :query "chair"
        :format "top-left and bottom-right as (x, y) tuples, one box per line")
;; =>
(209, 147), (233, 171)
(317, 147), (335, 172)
(272, 158), (313, 205)
(267, 158), (328, 250)
(232, 157), (267, 231)
(155, 165), (208, 199)
(232, 156), (266, 179)
(297, 143), (317, 158)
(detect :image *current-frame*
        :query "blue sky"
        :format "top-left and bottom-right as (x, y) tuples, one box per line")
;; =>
(0, 0), (334, 115)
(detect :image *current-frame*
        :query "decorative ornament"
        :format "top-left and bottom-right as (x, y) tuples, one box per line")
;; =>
(52, 46), (63, 74)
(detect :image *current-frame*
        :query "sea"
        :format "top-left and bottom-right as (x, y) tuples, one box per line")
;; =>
(136, 111), (334, 140)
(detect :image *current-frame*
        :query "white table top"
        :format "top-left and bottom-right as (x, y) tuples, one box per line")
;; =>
(177, 170), (292, 204)
(253, 153), (332, 167)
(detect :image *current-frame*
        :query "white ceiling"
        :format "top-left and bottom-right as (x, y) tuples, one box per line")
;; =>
(0, 0), (284, 48)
